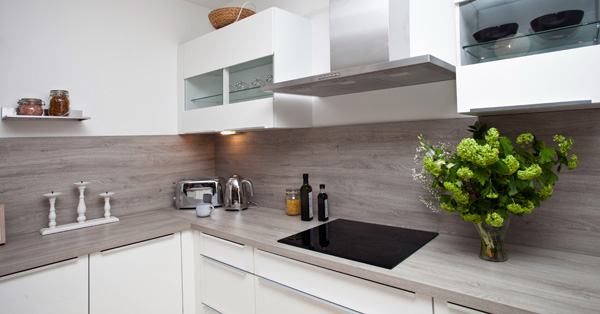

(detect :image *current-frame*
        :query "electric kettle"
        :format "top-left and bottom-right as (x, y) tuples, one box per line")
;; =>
(224, 174), (254, 211)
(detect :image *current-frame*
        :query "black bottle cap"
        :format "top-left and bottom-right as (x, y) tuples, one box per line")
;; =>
(320, 184), (325, 189)
(303, 173), (308, 180)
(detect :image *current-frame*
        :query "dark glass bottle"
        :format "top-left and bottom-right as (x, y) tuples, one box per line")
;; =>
(300, 173), (313, 221)
(317, 184), (328, 221)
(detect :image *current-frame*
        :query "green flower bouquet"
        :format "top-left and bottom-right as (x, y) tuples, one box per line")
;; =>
(413, 123), (578, 261)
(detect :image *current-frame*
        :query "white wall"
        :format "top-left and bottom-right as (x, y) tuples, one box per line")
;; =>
(0, 0), (212, 137)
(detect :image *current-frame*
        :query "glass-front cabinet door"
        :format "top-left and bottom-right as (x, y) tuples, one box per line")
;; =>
(184, 56), (274, 111)
(185, 69), (223, 111)
(229, 55), (273, 104)
(457, 0), (599, 65)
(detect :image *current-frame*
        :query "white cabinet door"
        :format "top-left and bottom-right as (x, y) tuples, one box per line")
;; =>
(89, 233), (183, 314)
(434, 299), (489, 314)
(221, 98), (274, 131)
(200, 256), (256, 314)
(184, 31), (223, 79)
(221, 9), (274, 69)
(255, 250), (432, 314)
(457, 45), (600, 113)
(255, 276), (359, 314)
(0, 256), (88, 314)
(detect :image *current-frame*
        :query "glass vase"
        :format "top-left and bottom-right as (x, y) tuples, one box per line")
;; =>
(475, 218), (509, 262)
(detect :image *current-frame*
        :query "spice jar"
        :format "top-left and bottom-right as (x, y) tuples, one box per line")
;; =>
(49, 90), (70, 117)
(17, 98), (44, 116)
(286, 188), (301, 216)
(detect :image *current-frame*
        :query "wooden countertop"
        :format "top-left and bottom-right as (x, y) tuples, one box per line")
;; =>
(1, 207), (599, 314)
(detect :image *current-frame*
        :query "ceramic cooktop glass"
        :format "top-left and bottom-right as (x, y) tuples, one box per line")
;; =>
(277, 219), (438, 269)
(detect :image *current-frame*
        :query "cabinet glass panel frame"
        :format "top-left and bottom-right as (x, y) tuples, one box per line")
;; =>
(458, 0), (600, 65)
(185, 55), (274, 112)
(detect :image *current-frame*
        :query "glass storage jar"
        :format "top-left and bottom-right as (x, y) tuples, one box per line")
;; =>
(49, 90), (70, 117)
(17, 98), (44, 116)
(286, 188), (301, 216)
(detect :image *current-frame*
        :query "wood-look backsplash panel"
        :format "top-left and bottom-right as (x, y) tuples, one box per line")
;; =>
(0, 135), (215, 237)
(216, 110), (600, 257)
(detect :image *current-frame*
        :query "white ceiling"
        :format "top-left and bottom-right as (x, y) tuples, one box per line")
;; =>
(182, 0), (229, 9)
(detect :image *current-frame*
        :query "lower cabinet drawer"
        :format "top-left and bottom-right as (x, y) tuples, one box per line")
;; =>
(255, 250), (432, 314)
(201, 255), (256, 314)
(200, 233), (254, 272)
(256, 276), (359, 314)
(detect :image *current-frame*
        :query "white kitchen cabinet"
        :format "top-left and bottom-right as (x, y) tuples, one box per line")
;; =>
(0, 256), (88, 314)
(199, 233), (256, 314)
(89, 233), (183, 314)
(433, 299), (489, 314)
(178, 7), (312, 134)
(254, 250), (433, 314)
(255, 276), (359, 314)
(455, 0), (600, 114)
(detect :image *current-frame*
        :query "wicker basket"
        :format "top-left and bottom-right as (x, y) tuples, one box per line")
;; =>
(208, 7), (256, 29)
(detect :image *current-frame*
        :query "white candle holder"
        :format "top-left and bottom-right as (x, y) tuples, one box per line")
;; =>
(43, 192), (62, 229)
(40, 182), (119, 236)
(100, 192), (115, 219)
(74, 181), (89, 223)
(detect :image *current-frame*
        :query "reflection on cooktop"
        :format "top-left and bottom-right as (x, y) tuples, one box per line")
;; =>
(277, 219), (438, 269)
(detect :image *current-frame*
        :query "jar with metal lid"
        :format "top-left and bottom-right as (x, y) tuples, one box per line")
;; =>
(49, 90), (70, 117)
(286, 188), (301, 216)
(17, 98), (44, 116)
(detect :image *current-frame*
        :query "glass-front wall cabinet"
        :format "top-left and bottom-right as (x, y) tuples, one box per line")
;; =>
(458, 0), (599, 65)
(185, 56), (274, 111)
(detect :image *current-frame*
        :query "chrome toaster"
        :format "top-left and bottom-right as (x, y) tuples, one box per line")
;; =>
(174, 177), (225, 209)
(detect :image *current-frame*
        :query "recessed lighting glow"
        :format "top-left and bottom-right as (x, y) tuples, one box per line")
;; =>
(220, 130), (236, 135)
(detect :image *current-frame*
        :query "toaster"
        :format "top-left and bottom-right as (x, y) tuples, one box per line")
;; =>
(174, 177), (225, 209)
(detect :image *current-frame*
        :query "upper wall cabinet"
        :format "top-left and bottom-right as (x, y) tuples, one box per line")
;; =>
(455, 0), (600, 115)
(178, 8), (312, 134)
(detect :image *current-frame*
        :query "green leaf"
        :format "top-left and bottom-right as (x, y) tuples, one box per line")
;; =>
(538, 170), (559, 186)
(499, 137), (514, 155)
(492, 160), (510, 175)
(440, 194), (452, 204)
(538, 148), (556, 164)
(473, 168), (489, 185)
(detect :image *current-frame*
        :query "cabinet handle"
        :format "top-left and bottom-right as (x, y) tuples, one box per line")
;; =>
(100, 234), (175, 255)
(0, 257), (79, 282)
(447, 302), (490, 314)
(202, 255), (249, 276)
(257, 277), (361, 314)
(202, 233), (245, 248)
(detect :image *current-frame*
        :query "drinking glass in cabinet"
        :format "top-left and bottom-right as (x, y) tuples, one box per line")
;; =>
(251, 78), (266, 87)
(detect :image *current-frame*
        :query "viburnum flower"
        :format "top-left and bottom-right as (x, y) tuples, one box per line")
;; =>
(517, 164), (542, 180)
(413, 123), (578, 228)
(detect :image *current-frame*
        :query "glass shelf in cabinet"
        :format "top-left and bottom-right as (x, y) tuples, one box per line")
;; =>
(191, 93), (223, 105)
(463, 21), (600, 63)
(229, 86), (273, 104)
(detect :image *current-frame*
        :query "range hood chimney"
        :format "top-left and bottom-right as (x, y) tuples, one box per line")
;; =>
(262, 0), (455, 97)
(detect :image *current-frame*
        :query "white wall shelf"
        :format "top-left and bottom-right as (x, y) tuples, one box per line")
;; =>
(1, 108), (90, 121)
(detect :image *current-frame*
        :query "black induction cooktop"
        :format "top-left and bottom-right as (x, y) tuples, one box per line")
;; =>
(277, 219), (438, 269)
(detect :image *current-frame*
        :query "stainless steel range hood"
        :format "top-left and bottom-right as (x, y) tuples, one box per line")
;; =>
(262, 0), (456, 97)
